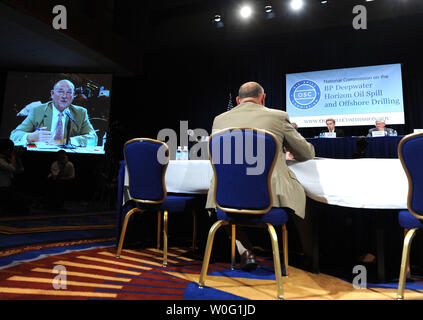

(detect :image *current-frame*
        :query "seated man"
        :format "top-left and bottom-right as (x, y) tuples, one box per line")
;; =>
(48, 150), (75, 181)
(42, 150), (75, 209)
(320, 118), (344, 137)
(0, 138), (31, 214)
(10, 79), (97, 147)
(206, 81), (315, 271)
(366, 119), (396, 137)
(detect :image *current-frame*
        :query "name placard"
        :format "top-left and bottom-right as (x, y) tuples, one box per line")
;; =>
(372, 130), (385, 137)
(324, 132), (337, 138)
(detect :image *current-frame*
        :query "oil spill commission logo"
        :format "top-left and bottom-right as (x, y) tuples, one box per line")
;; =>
(289, 80), (321, 110)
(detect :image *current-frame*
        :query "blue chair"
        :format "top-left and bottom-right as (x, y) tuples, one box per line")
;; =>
(198, 128), (289, 300)
(116, 138), (198, 267)
(397, 132), (423, 299)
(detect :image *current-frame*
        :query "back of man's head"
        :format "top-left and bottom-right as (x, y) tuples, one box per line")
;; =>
(56, 149), (68, 161)
(238, 82), (264, 99)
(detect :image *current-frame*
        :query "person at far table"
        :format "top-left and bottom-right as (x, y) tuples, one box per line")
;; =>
(366, 119), (397, 137)
(319, 118), (344, 137)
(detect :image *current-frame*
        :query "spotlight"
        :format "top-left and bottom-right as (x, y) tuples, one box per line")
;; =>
(321, 0), (328, 3)
(290, 0), (304, 11)
(240, 5), (253, 18)
(265, 5), (275, 19)
(212, 14), (224, 28)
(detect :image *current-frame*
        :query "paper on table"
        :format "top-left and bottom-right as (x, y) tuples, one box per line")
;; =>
(34, 142), (60, 150)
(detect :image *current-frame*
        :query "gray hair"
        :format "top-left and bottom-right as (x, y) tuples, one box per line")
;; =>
(53, 80), (75, 92)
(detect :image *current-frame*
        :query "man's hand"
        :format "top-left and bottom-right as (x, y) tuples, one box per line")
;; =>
(285, 151), (295, 160)
(27, 127), (53, 143)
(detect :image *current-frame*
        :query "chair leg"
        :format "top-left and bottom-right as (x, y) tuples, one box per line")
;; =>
(282, 224), (288, 277)
(231, 224), (236, 270)
(157, 211), (161, 249)
(192, 210), (197, 251)
(267, 223), (284, 300)
(116, 208), (141, 258)
(404, 229), (411, 279)
(397, 228), (418, 300)
(163, 210), (168, 267)
(198, 220), (228, 288)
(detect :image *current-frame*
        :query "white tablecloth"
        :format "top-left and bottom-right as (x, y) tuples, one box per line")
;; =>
(287, 158), (408, 209)
(124, 158), (409, 209)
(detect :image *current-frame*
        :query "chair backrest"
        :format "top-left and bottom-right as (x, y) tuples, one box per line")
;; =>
(398, 132), (423, 219)
(124, 138), (169, 204)
(209, 127), (280, 214)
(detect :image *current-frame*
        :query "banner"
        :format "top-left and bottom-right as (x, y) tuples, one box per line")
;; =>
(286, 64), (405, 127)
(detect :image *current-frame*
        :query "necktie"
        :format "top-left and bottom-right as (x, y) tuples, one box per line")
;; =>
(54, 112), (64, 141)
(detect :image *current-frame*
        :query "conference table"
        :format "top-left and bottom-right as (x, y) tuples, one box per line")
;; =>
(22, 142), (105, 154)
(120, 158), (408, 208)
(117, 158), (409, 282)
(306, 136), (403, 159)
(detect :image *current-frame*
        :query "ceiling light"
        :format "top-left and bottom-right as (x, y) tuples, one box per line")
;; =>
(212, 14), (224, 28)
(290, 0), (304, 11)
(265, 5), (275, 19)
(240, 6), (253, 18)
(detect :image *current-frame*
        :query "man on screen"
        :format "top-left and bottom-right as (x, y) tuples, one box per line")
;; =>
(320, 118), (344, 137)
(10, 80), (97, 147)
(366, 119), (396, 137)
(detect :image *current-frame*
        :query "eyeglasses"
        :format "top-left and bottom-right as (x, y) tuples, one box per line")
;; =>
(55, 89), (73, 96)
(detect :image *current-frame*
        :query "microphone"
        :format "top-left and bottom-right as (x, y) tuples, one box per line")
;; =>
(60, 111), (77, 150)
(187, 129), (199, 142)
(65, 111), (78, 128)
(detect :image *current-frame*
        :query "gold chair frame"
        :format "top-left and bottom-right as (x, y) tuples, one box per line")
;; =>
(116, 138), (197, 267)
(198, 127), (288, 300)
(397, 132), (423, 300)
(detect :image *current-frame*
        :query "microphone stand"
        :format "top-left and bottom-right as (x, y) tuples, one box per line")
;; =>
(59, 117), (76, 149)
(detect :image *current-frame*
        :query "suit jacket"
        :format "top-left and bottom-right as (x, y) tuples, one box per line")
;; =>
(366, 127), (395, 137)
(205, 102), (315, 219)
(319, 128), (344, 137)
(10, 102), (97, 146)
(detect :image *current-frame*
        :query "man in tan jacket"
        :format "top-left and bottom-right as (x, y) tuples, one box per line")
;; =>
(206, 81), (315, 270)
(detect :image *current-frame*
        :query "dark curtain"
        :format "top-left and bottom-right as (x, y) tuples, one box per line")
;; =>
(137, 13), (423, 140)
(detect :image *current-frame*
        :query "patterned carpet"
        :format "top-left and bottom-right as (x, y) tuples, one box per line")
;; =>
(0, 208), (116, 250)
(0, 211), (116, 235)
(0, 241), (235, 300)
(1, 240), (423, 300)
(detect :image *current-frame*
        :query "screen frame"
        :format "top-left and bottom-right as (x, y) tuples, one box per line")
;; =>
(0, 68), (115, 156)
